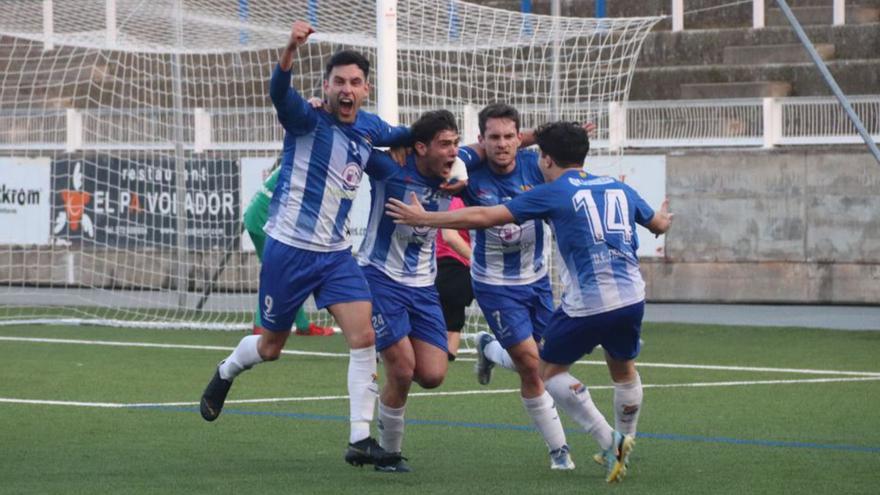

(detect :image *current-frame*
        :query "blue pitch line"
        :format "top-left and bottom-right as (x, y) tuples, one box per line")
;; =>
(636, 432), (880, 454)
(140, 405), (880, 454)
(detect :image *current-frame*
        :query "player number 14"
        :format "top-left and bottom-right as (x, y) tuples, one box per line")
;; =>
(572, 189), (633, 243)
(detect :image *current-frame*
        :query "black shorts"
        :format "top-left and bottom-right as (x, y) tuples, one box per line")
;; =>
(434, 257), (474, 332)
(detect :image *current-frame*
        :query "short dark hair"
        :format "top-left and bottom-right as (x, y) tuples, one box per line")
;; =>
(324, 50), (370, 80)
(478, 102), (520, 135)
(411, 110), (459, 146)
(534, 121), (589, 167)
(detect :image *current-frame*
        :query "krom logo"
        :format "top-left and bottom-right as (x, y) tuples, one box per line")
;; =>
(0, 185), (41, 206)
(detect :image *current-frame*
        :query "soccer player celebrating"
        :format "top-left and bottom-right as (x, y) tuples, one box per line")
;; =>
(242, 156), (334, 336)
(455, 103), (572, 469)
(357, 110), (461, 472)
(386, 121), (673, 483)
(199, 20), (411, 469)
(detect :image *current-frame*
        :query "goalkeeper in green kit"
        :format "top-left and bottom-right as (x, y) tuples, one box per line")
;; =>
(244, 156), (335, 336)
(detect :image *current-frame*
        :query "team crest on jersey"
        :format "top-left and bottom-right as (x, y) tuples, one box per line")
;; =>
(498, 223), (522, 246)
(570, 382), (587, 395)
(341, 163), (362, 191)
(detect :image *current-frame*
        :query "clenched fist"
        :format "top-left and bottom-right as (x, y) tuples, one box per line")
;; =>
(288, 20), (315, 50)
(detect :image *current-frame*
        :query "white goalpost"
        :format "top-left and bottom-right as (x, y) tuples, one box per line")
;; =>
(0, 0), (661, 332)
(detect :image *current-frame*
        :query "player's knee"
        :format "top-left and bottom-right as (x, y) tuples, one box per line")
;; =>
(415, 373), (445, 389)
(518, 367), (542, 388)
(513, 353), (540, 376)
(259, 349), (282, 361)
(342, 319), (375, 348)
(346, 331), (375, 349)
(257, 339), (284, 361)
(386, 364), (415, 385)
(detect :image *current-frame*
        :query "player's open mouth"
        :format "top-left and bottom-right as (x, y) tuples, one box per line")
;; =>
(339, 97), (354, 112)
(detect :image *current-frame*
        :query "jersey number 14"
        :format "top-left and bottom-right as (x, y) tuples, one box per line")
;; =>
(572, 189), (633, 244)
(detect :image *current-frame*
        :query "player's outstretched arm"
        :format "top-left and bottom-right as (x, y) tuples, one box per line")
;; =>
(270, 21), (318, 136)
(386, 192), (513, 230)
(646, 198), (673, 236)
(279, 20), (314, 71)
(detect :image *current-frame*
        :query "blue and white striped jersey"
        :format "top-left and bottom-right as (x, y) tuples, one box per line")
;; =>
(264, 65), (410, 252)
(357, 153), (453, 287)
(505, 169), (655, 317)
(459, 147), (551, 285)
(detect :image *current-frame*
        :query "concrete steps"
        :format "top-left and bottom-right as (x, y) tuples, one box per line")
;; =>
(630, 59), (880, 100)
(639, 24), (880, 67)
(722, 43), (835, 65)
(680, 81), (792, 99)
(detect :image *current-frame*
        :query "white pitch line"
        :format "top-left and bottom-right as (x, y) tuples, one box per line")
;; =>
(0, 398), (128, 408)
(2, 335), (880, 377)
(0, 336), (346, 358)
(2, 376), (879, 409)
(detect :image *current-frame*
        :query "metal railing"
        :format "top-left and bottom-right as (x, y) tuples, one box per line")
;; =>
(1, 95), (878, 152)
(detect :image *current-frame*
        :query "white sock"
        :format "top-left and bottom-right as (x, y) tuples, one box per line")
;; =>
(545, 373), (613, 450)
(348, 346), (379, 444)
(485, 340), (516, 370)
(218, 335), (262, 381)
(613, 372), (643, 436)
(378, 401), (406, 454)
(522, 391), (567, 451)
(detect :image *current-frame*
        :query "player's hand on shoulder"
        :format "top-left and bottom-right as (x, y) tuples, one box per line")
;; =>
(583, 121), (597, 138)
(388, 146), (411, 166)
(306, 96), (325, 110)
(288, 20), (315, 49)
(440, 178), (467, 195)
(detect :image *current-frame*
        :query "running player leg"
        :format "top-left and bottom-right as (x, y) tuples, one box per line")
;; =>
(200, 237), (308, 421)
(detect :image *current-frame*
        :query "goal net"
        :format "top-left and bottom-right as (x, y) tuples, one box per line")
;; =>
(0, 0), (661, 332)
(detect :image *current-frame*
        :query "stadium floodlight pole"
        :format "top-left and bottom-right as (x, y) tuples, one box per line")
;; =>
(775, 0), (880, 165)
(376, 0), (400, 125)
(172, 0), (189, 308)
(550, 0), (561, 120)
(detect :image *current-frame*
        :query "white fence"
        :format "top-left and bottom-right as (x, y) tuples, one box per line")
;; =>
(619, 96), (880, 149)
(671, 0), (849, 31)
(2, 95), (878, 152)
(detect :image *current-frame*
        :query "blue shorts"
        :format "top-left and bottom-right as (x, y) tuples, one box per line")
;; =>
(362, 265), (448, 353)
(472, 277), (554, 349)
(539, 301), (645, 365)
(258, 236), (371, 332)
